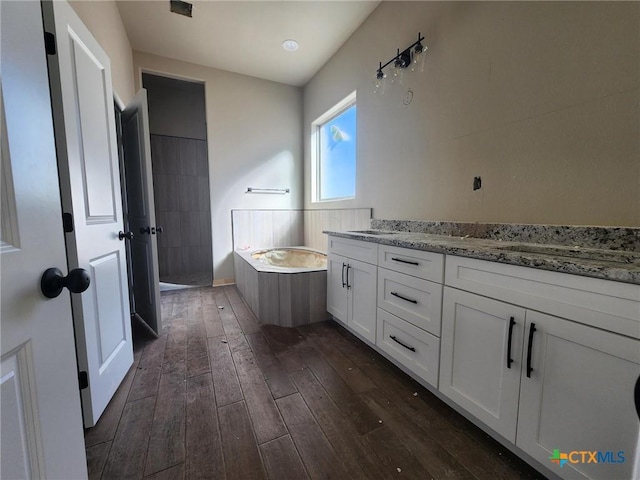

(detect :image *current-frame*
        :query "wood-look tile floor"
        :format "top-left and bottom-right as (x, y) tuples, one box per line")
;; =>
(85, 286), (547, 480)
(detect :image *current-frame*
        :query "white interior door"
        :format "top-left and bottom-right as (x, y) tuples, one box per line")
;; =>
(122, 89), (162, 334)
(0, 1), (87, 477)
(43, 0), (133, 427)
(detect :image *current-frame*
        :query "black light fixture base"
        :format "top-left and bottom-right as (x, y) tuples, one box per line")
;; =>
(376, 33), (426, 77)
(398, 48), (412, 69)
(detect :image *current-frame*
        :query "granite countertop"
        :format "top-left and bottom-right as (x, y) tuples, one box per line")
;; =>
(324, 229), (640, 285)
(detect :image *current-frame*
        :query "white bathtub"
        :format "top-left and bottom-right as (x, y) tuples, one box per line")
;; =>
(233, 247), (329, 327)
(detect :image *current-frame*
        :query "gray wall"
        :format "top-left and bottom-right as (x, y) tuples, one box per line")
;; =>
(303, 2), (640, 227)
(150, 135), (212, 281)
(143, 73), (207, 140)
(143, 74), (213, 282)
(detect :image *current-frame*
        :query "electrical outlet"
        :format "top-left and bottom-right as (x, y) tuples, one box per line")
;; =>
(473, 176), (482, 191)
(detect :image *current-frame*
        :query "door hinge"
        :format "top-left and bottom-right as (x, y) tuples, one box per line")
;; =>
(62, 212), (74, 233)
(44, 32), (56, 55)
(78, 371), (89, 390)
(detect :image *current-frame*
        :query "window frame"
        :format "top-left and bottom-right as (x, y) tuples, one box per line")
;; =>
(311, 91), (357, 203)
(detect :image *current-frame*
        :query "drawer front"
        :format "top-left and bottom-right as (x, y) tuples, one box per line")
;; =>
(376, 308), (440, 388)
(378, 245), (444, 282)
(445, 255), (640, 339)
(377, 267), (443, 337)
(328, 236), (378, 265)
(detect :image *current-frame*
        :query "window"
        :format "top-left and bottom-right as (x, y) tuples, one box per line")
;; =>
(312, 92), (356, 202)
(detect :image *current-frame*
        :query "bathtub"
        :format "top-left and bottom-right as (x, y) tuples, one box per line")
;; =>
(233, 247), (330, 327)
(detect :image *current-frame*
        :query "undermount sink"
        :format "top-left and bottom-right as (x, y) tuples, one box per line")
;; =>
(348, 230), (400, 236)
(496, 244), (639, 264)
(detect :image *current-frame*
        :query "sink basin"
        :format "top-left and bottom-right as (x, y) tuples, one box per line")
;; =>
(348, 230), (400, 236)
(496, 244), (639, 264)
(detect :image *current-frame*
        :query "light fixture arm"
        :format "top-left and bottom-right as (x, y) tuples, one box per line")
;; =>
(376, 32), (425, 75)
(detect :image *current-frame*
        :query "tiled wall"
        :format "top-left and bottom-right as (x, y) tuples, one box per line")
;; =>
(231, 210), (303, 252)
(231, 208), (371, 254)
(151, 134), (213, 281)
(303, 208), (372, 252)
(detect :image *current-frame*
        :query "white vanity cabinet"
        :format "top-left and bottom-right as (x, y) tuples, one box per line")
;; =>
(439, 287), (525, 441)
(516, 310), (639, 480)
(327, 237), (378, 343)
(375, 245), (444, 387)
(440, 255), (640, 480)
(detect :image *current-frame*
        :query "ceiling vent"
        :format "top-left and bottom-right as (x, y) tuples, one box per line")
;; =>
(170, 0), (192, 18)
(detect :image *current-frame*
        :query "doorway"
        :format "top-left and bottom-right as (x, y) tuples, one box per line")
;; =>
(142, 73), (213, 288)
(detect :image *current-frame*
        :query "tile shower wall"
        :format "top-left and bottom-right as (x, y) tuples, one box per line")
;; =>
(151, 134), (213, 282)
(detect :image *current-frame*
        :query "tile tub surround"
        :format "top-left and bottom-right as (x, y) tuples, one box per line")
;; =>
(234, 248), (330, 328)
(324, 227), (640, 285)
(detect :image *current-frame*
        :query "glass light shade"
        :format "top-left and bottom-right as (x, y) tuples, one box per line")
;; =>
(373, 71), (386, 94)
(391, 56), (406, 85)
(411, 44), (427, 72)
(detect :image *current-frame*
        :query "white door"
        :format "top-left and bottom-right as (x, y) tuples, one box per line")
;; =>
(517, 311), (640, 480)
(122, 89), (162, 334)
(0, 1), (87, 477)
(348, 258), (377, 343)
(439, 288), (525, 442)
(43, 0), (133, 427)
(327, 254), (348, 323)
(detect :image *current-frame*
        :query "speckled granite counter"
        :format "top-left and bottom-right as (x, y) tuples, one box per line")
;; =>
(324, 225), (640, 285)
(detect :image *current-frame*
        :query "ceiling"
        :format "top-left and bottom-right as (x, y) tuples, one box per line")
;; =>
(116, 1), (380, 87)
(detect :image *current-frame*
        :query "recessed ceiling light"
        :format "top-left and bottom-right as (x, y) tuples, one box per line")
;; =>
(282, 39), (299, 52)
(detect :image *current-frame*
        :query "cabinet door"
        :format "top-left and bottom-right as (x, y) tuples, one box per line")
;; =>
(439, 288), (525, 442)
(517, 311), (640, 480)
(348, 258), (377, 343)
(327, 254), (348, 324)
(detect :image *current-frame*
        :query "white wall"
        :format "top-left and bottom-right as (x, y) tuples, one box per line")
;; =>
(304, 2), (640, 227)
(133, 52), (303, 282)
(68, 0), (135, 104)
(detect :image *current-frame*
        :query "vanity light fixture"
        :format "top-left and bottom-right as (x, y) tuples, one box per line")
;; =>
(374, 32), (426, 93)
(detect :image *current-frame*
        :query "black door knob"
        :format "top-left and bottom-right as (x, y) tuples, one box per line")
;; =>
(41, 268), (91, 299)
(155, 226), (164, 234)
(118, 231), (134, 241)
(140, 226), (151, 235)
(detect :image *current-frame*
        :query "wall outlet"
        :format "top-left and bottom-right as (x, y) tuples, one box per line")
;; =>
(473, 176), (482, 191)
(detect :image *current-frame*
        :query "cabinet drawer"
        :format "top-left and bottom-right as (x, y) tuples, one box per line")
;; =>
(328, 236), (378, 265)
(376, 308), (440, 388)
(377, 267), (443, 337)
(445, 255), (640, 339)
(378, 245), (444, 282)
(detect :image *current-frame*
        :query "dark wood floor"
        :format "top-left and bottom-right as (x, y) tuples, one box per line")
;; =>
(85, 285), (546, 480)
